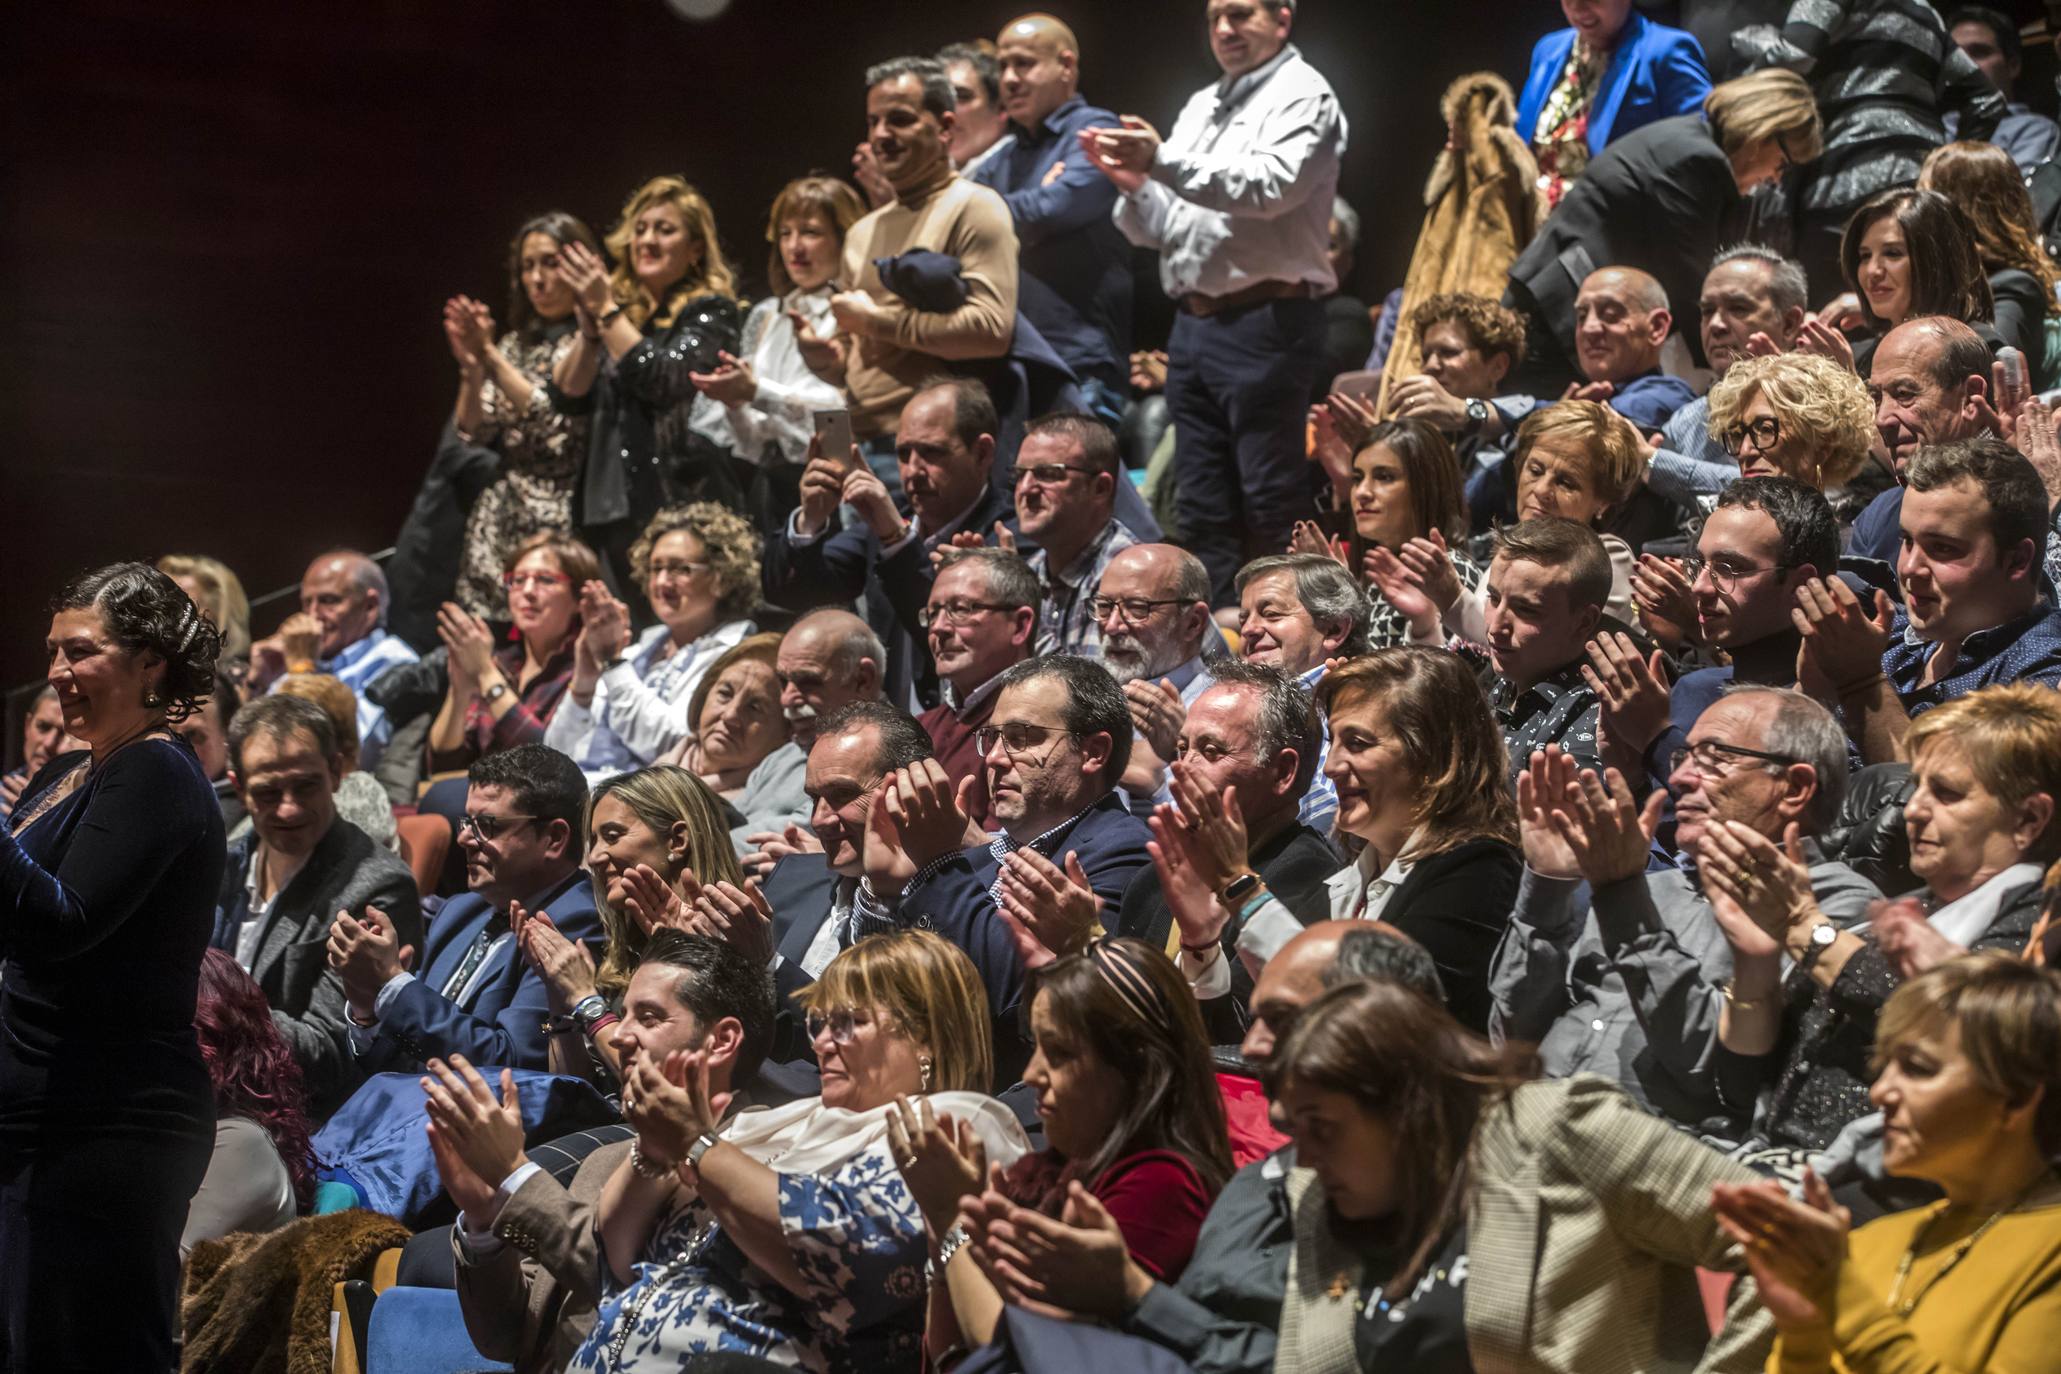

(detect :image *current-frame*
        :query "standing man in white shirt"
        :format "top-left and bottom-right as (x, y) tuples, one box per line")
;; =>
(1081, 0), (1346, 607)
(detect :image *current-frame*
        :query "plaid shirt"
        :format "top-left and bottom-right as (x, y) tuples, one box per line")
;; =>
(1883, 602), (2061, 719)
(1027, 518), (1141, 659)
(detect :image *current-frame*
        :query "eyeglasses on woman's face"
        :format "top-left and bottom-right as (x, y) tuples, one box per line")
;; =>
(806, 1005), (888, 1046)
(1720, 416), (1782, 457)
(502, 570), (570, 592)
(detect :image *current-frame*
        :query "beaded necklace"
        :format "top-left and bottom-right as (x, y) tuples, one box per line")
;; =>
(1885, 1177), (2046, 1318)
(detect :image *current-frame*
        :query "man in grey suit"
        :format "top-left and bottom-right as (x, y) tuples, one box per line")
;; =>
(432, 932), (775, 1374)
(212, 694), (420, 1117)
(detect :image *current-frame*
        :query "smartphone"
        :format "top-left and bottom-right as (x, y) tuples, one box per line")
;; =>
(813, 409), (856, 471)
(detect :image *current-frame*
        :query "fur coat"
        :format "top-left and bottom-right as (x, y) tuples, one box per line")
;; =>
(181, 1209), (410, 1374)
(1376, 73), (1548, 415)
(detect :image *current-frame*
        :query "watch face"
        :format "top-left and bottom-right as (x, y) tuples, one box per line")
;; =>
(1812, 923), (1838, 946)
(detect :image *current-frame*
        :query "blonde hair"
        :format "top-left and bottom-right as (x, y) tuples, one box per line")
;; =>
(1907, 684), (2061, 865)
(603, 175), (739, 328)
(1704, 69), (1823, 162)
(626, 502), (763, 622)
(275, 673), (361, 760)
(585, 766), (745, 999)
(1705, 352), (1876, 487)
(1876, 950), (2061, 1154)
(156, 553), (252, 662)
(1513, 400), (1646, 515)
(798, 930), (996, 1092)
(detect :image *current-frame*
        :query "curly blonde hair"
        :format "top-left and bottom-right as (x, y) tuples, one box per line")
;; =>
(603, 175), (739, 328)
(627, 502), (763, 622)
(1705, 352), (1876, 488)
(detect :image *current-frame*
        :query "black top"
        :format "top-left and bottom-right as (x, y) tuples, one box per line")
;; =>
(0, 737), (225, 1140)
(1349, 1219), (1473, 1374)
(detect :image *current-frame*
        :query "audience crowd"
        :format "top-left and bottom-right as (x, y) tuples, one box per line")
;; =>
(16, 4), (2061, 1373)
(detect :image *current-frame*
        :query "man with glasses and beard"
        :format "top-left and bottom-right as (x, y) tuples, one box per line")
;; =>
(1087, 544), (1217, 812)
(328, 744), (602, 1075)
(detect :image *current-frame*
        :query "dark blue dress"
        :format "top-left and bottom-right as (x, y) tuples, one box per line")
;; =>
(0, 736), (226, 1373)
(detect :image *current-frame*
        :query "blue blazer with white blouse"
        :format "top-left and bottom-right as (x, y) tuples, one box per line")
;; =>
(1514, 11), (1712, 157)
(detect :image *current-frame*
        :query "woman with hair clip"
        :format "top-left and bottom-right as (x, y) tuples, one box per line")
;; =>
(1293, 417), (1486, 651)
(1829, 188), (1997, 375)
(963, 977), (1774, 1373)
(157, 552), (253, 669)
(1, 563), (228, 1372)
(552, 174), (745, 583)
(1713, 950), (2061, 1372)
(1158, 647), (1522, 1033)
(182, 948), (317, 1254)
(892, 937), (1231, 1363)
(569, 930), (1030, 1373)
(441, 210), (604, 619)
(1919, 140), (2061, 381)
(518, 763), (746, 1089)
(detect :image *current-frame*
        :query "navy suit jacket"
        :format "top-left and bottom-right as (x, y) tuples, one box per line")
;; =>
(761, 482), (1016, 708)
(1515, 12), (1711, 156)
(899, 791), (1151, 1082)
(759, 851), (841, 1063)
(358, 869), (601, 1074)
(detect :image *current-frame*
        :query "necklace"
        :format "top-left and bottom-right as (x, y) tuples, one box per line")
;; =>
(1885, 1178), (2044, 1317)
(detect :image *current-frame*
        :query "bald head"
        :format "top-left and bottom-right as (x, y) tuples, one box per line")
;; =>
(997, 12), (1081, 128)
(1239, 919), (1444, 1066)
(1095, 543), (1213, 683)
(298, 549), (386, 659)
(778, 610), (885, 750)
(1871, 316), (1995, 468)
(1575, 267), (1672, 385)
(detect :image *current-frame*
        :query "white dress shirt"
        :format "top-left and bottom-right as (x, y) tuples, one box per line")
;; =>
(1112, 44), (1346, 301)
(544, 619), (753, 787)
(690, 288), (844, 467)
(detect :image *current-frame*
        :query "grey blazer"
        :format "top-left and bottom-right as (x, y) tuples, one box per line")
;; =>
(212, 817), (421, 1114)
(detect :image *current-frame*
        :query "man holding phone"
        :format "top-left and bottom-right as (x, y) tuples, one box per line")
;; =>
(763, 377), (1016, 708)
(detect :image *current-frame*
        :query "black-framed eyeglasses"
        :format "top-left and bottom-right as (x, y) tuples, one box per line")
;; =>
(1720, 416), (1783, 456)
(1090, 595), (1187, 625)
(460, 812), (541, 843)
(805, 1006), (884, 1045)
(974, 722), (1080, 759)
(502, 570), (569, 591)
(918, 599), (1015, 628)
(1668, 740), (1800, 778)
(1018, 462), (1097, 485)
(1682, 556), (1789, 594)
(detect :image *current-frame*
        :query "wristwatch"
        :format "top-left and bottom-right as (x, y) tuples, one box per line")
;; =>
(684, 1131), (720, 1173)
(1462, 397), (1490, 438)
(1798, 922), (1840, 972)
(1218, 871), (1264, 907)
(483, 681), (509, 705)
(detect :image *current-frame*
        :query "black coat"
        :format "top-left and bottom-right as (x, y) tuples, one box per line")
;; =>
(1505, 115), (1743, 388)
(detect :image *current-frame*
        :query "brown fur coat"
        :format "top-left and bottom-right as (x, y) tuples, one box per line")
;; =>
(1376, 73), (1548, 415)
(181, 1209), (410, 1374)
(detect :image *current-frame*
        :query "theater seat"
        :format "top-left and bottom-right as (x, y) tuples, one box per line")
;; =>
(394, 814), (451, 898)
(1820, 763), (1917, 899)
(364, 1286), (510, 1374)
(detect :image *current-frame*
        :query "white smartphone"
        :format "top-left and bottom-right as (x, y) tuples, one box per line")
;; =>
(813, 409), (856, 471)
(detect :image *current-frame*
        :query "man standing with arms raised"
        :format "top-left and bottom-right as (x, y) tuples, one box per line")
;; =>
(1083, 0), (1346, 607)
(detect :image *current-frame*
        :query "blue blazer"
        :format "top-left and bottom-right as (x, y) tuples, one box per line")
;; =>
(1515, 11), (1711, 156)
(358, 869), (601, 1074)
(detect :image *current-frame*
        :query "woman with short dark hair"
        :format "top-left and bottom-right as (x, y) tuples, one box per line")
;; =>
(2, 562), (228, 1370)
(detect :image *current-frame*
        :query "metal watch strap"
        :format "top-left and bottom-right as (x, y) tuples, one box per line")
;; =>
(685, 1132), (719, 1170)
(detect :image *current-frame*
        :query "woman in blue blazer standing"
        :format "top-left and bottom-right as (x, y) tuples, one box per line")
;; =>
(1516, 1), (1713, 207)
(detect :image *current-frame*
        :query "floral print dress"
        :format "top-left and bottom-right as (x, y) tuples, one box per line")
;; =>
(569, 1143), (929, 1374)
(456, 324), (588, 619)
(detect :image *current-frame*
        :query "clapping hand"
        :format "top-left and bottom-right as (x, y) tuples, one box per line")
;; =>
(442, 295), (491, 369)
(1514, 747), (1585, 881)
(996, 848), (1101, 968)
(514, 903), (599, 1012)
(972, 1180), (1144, 1320)
(1711, 1169), (1850, 1333)
(1395, 529), (1464, 613)
(621, 1048), (725, 1175)
(1078, 117), (1160, 193)
(689, 349), (758, 406)
(1631, 554), (1698, 650)
(1388, 373), (1468, 433)
(558, 241), (615, 318)
(421, 1055), (528, 1222)
(1583, 631), (1671, 778)
(691, 879), (777, 967)
(742, 823), (821, 881)
(1550, 765), (1667, 889)
(788, 307), (849, 379)
(1288, 519), (1347, 564)
(886, 1094), (988, 1234)
(1147, 803), (1229, 956)
(2012, 396), (2061, 501)
(1792, 318), (1856, 374)
(328, 905), (415, 1016)
(1363, 546), (1440, 640)
(1792, 578), (1893, 704)
(879, 760), (977, 872)
(1125, 678), (1186, 764)
(436, 602), (498, 689)
(618, 863), (695, 936)
(1699, 820), (1817, 961)
(1307, 403), (1355, 492)
(1562, 380), (1615, 404)
(1873, 895), (1963, 980)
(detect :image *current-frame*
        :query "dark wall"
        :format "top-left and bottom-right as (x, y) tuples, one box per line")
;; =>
(2, 0), (2031, 692)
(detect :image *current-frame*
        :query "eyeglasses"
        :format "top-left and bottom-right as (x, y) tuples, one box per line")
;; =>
(805, 1006), (885, 1045)
(974, 722), (1079, 759)
(1682, 557), (1788, 593)
(502, 571), (570, 591)
(1176, 739), (1252, 765)
(918, 599), (1014, 628)
(1018, 462), (1098, 485)
(1720, 416), (1782, 456)
(460, 812), (540, 843)
(1090, 596), (1187, 625)
(647, 561), (710, 581)
(1668, 740), (1799, 778)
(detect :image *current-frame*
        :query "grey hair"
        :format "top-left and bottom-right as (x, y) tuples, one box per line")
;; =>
(1720, 684), (1850, 833)
(1330, 196), (1360, 252)
(1201, 658), (1321, 798)
(1236, 554), (1371, 657)
(1327, 926), (1446, 1004)
(794, 609), (888, 689)
(865, 56), (956, 117)
(1709, 244), (1809, 316)
(943, 547), (1041, 620)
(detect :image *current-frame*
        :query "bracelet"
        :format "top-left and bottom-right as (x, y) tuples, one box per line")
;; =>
(584, 1013), (621, 1040)
(628, 1140), (676, 1180)
(1718, 979), (1769, 1011)
(1179, 933), (1222, 956)
(935, 1223), (971, 1270)
(598, 306), (624, 327)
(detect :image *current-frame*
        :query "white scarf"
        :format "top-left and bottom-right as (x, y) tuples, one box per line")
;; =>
(1928, 862), (2044, 950)
(719, 1090), (1030, 1177)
